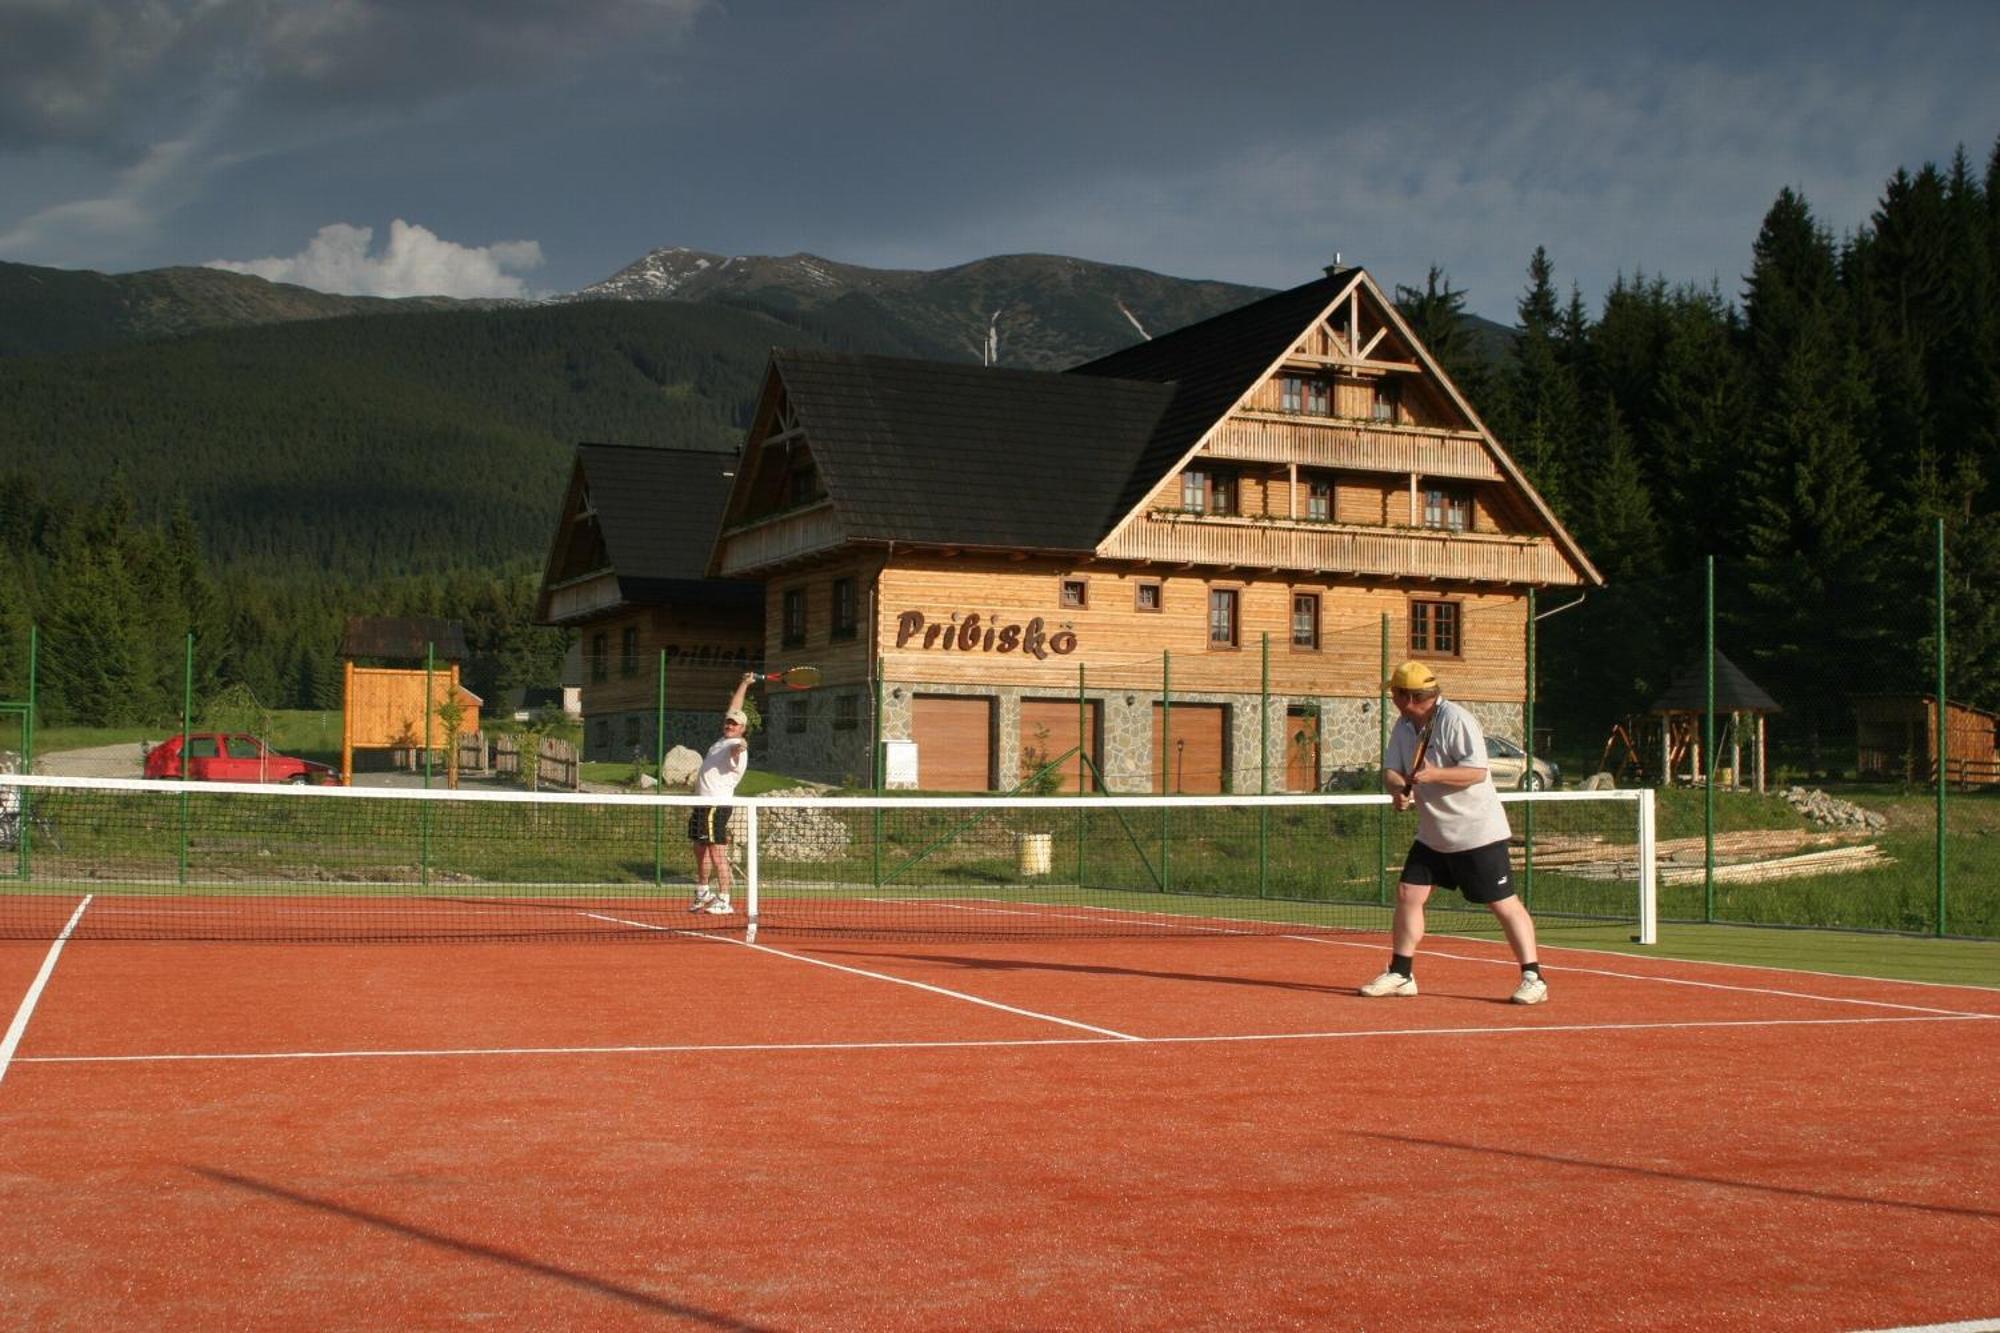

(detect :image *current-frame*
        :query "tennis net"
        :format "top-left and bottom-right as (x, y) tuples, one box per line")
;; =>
(0, 775), (1656, 943)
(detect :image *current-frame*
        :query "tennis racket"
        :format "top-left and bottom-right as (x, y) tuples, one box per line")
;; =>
(759, 666), (821, 690)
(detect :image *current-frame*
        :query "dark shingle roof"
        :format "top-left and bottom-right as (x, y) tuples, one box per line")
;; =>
(574, 443), (760, 606)
(1068, 268), (1358, 524)
(341, 616), (469, 662)
(771, 350), (1177, 551)
(1651, 651), (1783, 713)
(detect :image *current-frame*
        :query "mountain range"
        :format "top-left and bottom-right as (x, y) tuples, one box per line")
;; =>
(0, 246), (1515, 588)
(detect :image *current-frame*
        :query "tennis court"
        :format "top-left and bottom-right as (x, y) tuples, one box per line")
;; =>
(4, 905), (1997, 1330)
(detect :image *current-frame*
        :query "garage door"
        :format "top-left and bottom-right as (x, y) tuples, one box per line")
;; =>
(1153, 702), (1227, 793)
(912, 695), (995, 792)
(1019, 699), (1102, 793)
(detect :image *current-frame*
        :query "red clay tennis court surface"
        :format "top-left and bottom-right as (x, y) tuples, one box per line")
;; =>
(2, 912), (1996, 1330)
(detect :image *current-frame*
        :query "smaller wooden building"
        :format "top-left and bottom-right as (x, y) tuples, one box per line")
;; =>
(1854, 694), (1999, 786)
(535, 443), (764, 763)
(339, 616), (482, 784)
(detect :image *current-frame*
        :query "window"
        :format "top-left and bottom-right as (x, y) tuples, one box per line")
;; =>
(1374, 378), (1401, 422)
(1208, 588), (1240, 648)
(590, 631), (608, 682)
(833, 694), (860, 730)
(786, 696), (809, 734)
(620, 625), (639, 677)
(1134, 580), (1163, 613)
(1179, 467), (1237, 516)
(1281, 376), (1304, 413)
(1422, 485), (1471, 532)
(591, 719), (610, 754)
(788, 457), (820, 507)
(1306, 475), (1332, 521)
(623, 717), (641, 751)
(1060, 578), (1088, 609)
(831, 577), (858, 639)
(782, 587), (807, 647)
(1291, 593), (1320, 649)
(225, 737), (261, 760)
(1306, 379), (1330, 416)
(1410, 600), (1462, 656)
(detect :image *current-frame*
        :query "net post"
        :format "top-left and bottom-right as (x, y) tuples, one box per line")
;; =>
(1636, 787), (1658, 945)
(745, 801), (760, 943)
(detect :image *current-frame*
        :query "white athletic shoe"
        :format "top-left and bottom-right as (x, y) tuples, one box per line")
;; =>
(689, 888), (717, 913)
(1511, 973), (1549, 1006)
(702, 897), (734, 915)
(1358, 969), (1418, 998)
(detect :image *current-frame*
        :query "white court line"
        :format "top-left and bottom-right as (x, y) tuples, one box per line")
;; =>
(13, 1012), (1989, 1067)
(1285, 935), (2000, 1020)
(1854, 1321), (2000, 1332)
(0, 895), (92, 1087)
(584, 911), (1142, 1041)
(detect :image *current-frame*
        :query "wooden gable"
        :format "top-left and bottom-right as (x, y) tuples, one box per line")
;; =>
(1095, 271), (1600, 588)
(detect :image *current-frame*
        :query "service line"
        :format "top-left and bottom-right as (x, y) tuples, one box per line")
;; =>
(0, 894), (91, 1087)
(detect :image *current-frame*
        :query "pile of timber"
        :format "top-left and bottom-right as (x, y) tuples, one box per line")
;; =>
(1521, 828), (1893, 883)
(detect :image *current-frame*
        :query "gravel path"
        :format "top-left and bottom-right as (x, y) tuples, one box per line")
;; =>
(31, 743), (147, 778)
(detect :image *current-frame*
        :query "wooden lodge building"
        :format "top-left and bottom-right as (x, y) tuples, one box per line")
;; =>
(539, 266), (1600, 790)
(536, 443), (764, 762)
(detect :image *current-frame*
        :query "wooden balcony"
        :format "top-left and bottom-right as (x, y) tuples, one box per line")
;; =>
(1101, 512), (1583, 585)
(716, 501), (844, 577)
(542, 571), (622, 624)
(1213, 416), (1500, 481)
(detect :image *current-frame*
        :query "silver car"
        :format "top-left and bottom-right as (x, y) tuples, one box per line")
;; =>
(1483, 735), (1559, 790)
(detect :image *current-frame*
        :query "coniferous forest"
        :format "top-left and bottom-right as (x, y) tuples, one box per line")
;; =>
(3, 137), (1997, 757)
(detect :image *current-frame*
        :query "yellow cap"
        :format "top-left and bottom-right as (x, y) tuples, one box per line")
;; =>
(1386, 661), (1439, 691)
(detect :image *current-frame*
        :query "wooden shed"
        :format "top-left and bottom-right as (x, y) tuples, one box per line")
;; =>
(1854, 694), (1999, 786)
(339, 617), (482, 784)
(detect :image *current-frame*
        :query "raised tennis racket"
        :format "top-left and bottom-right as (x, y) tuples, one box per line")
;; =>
(759, 666), (821, 690)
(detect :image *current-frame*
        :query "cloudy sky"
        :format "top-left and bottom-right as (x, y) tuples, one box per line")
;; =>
(3, 0), (1997, 320)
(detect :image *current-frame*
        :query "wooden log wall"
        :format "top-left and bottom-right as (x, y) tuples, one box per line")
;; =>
(864, 555), (1526, 701)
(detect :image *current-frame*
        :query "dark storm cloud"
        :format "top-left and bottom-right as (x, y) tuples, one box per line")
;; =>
(0, 0), (705, 155)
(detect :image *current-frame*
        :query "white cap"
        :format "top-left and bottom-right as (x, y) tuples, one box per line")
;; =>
(723, 709), (748, 726)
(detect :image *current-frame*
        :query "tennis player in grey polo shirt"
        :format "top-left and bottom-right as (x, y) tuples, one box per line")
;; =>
(1359, 661), (1549, 1005)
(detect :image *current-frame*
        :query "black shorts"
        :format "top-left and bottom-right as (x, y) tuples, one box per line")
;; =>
(1401, 838), (1516, 903)
(687, 806), (733, 845)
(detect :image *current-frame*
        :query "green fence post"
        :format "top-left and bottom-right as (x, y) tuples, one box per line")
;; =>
(1161, 649), (1171, 893)
(1378, 613), (1390, 906)
(873, 656), (885, 892)
(178, 630), (192, 887)
(1704, 557), (1716, 923)
(1076, 661), (1087, 884)
(422, 642), (434, 889)
(1523, 588), (1536, 906)
(1936, 517), (1948, 936)
(655, 649), (668, 888)
(1259, 632), (1270, 898)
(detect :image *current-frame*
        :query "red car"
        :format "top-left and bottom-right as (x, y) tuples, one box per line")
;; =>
(144, 733), (338, 785)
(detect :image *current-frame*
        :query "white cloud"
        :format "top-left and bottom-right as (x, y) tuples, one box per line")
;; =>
(207, 219), (544, 298)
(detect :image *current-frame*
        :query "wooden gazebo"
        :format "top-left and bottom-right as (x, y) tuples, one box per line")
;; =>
(1650, 651), (1781, 791)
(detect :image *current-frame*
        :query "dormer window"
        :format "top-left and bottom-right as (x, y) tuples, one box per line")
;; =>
(788, 458), (820, 507)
